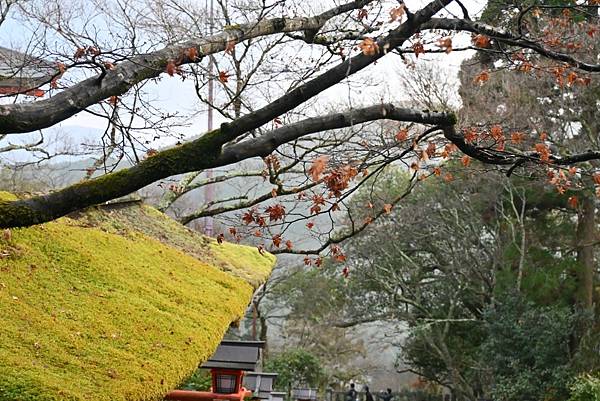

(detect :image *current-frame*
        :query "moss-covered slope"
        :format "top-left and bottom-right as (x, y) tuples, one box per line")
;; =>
(0, 192), (275, 401)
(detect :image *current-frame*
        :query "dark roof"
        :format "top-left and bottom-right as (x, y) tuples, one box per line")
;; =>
(202, 341), (266, 371)
(0, 46), (56, 88)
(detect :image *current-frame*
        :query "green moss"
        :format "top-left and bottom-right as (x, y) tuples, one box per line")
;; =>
(70, 203), (274, 286)
(0, 199), (276, 401)
(448, 111), (458, 125)
(208, 240), (275, 287)
(0, 191), (18, 201)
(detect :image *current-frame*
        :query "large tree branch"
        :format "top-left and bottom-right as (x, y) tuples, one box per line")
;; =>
(217, 105), (455, 164)
(421, 17), (600, 72)
(0, 104), (453, 228)
(442, 125), (600, 168)
(0, 0), (373, 134)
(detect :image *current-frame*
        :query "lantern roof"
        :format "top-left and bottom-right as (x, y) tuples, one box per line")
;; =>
(244, 372), (279, 399)
(292, 388), (318, 400)
(202, 340), (266, 370)
(244, 372), (279, 378)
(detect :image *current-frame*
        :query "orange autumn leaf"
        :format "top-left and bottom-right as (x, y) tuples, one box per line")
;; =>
(359, 38), (379, 56)
(472, 34), (491, 48)
(444, 172), (454, 182)
(461, 155), (472, 167)
(518, 61), (533, 73)
(335, 253), (347, 263)
(87, 46), (101, 56)
(225, 39), (236, 55)
(383, 203), (393, 214)
(413, 42), (425, 57)
(389, 5), (405, 22)
(395, 129), (409, 141)
(285, 240), (293, 250)
(432, 166), (442, 176)
(308, 155), (329, 181)
(184, 47), (199, 61)
(474, 70), (490, 84)
(593, 173), (600, 185)
(568, 166), (577, 176)
(74, 47), (86, 59)
(242, 209), (256, 225)
(464, 128), (478, 143)
(218, 71), (230, 83)
(426, 142), (436, 157)
(490, 124), (504, 141)
(145, 148), (159, 158)
(568, 196), (578, 208)
(534, 143), (551, 162)
(436, 37), (452, 53)
(306, 221), (315, 229)
(566, 71), (578, 86)
(166, 60), (177, 76)
(272, 234), (282, 248)
(511, 131), (525, 144)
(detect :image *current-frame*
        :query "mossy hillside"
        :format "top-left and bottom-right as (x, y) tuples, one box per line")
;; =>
(0, 192), (276, 401)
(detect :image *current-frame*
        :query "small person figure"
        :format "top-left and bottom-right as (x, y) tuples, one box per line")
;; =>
(364, 386), (374, 401)
(378, 388), (393, 401)
(346, 383), (357, 401)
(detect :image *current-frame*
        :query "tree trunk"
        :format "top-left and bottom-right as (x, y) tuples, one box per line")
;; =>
(575, 194), (595, 310)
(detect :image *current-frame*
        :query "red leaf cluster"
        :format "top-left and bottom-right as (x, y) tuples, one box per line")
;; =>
(534, 143), (551, 163)
(265, 203), (286, 221)
(310, 195), (326, 215)
(323, 165), (358, 197)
